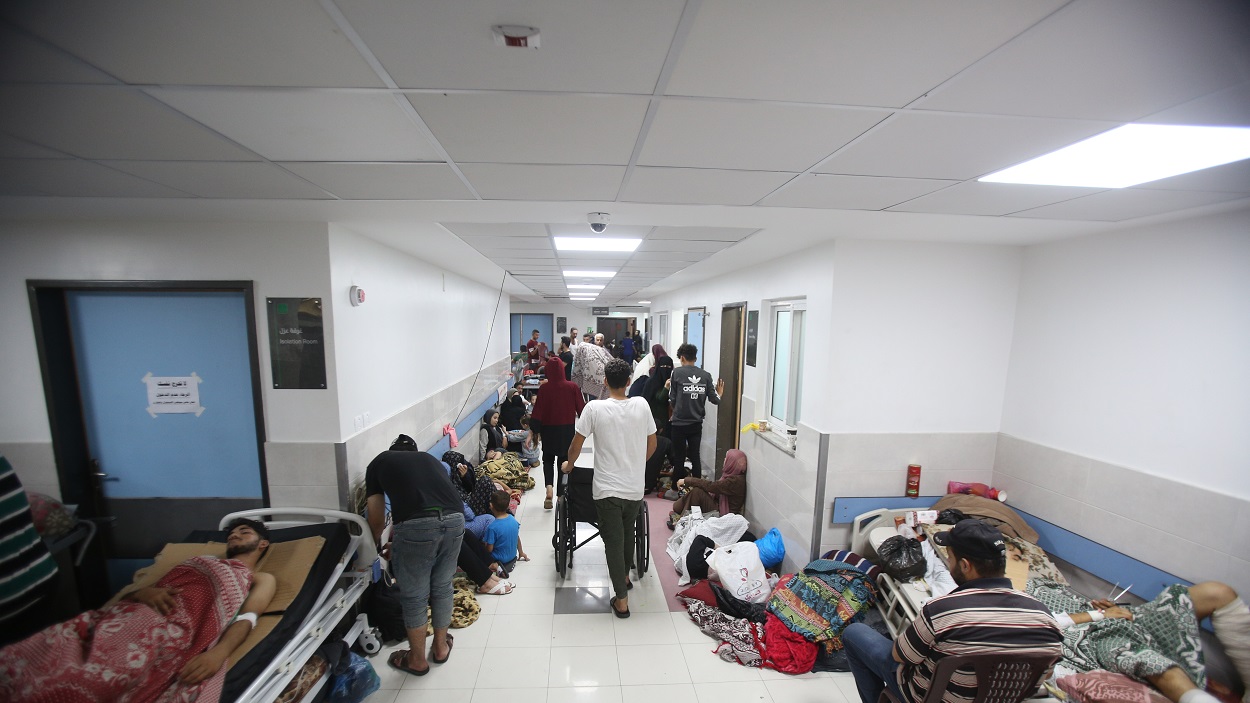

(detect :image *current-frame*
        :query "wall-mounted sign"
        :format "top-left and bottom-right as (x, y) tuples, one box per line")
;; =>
(746, 310), (759, 367)
(556, 316), (567, 333)
(143, 372), (204, 417)
(592, 306), (609, 315)
(266, 298), (327, 389)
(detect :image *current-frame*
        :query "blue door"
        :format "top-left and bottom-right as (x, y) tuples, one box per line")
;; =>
(67, 291), (266, 584)
(510, 313), (554, 353)
(686, 307), (706, 367)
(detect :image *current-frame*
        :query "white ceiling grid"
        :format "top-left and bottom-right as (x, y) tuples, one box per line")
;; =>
(1, 0), (1248, 305)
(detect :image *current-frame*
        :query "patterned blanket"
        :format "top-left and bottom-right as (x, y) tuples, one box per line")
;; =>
(0, 555), (252, 703)
(766, 560), (877, 649)
(476, 454), (535, 491)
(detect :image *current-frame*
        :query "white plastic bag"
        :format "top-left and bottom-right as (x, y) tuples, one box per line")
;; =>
(707, 541), (770, 603)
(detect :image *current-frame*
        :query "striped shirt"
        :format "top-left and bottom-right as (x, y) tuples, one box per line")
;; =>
(0, 457), (59, 623)
(896, 577), (1063, 703)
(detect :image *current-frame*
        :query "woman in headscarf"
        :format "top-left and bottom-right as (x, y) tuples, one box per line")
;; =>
(642, 355), (674, 437)
(672, 448), (748, 523)
(530, 355), (584, 509)
(631, 343), (668, 384)
(440, 451), (513, 595)
(478, 409), (506, 463)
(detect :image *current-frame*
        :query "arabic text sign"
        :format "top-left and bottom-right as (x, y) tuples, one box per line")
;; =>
(144, 372), (204, 417)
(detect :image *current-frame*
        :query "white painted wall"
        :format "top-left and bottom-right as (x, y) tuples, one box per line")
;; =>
(328, 225), (512, 440)
(827, 239), (1022, 432)
(1001, 207), (1250, 498)
(0, 221), (340, 445)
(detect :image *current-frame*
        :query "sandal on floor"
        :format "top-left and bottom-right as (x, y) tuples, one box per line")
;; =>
(388, 650), (429, 676)
(610, 596), (631, 619)
(431, 634), (454, 664)
(544, 497), (553, 509)
(477, 580), (513, 595)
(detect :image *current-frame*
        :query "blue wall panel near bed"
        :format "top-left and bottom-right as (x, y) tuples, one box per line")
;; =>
(425, 378), (515, 461)
(831, 496), (1188, 602)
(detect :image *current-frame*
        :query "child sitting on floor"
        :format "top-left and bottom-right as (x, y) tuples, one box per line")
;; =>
(518, 415), (542, 469)
(483, 490), (528, 571)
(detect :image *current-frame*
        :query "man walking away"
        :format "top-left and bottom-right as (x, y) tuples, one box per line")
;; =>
(667, 344), (723, 482)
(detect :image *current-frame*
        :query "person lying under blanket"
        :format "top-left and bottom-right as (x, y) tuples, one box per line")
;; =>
(1028, 578), (1250, 703)
(0, 518), (277, 703)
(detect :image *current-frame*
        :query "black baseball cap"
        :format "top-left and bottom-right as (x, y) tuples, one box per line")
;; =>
(932, 519), (1006, 561)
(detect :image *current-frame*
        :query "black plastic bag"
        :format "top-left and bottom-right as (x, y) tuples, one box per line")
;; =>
(685, 535), (717, 581)
(936, 508), (969, 525)
(876, 535), (926, 581)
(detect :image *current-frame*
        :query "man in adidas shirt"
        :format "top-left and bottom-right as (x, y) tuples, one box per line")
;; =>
(666, 343), (723, 483)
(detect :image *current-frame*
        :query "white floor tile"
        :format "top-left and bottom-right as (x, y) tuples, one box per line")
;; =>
(475, 646), (552, 688)
(547, 686), (625, 703)
(612, 611), (679, 645)
(495, 586), (557, 615)
(617, 583), (670, 613)
(617, 644), (691, 685)
(398, 646), (487, 690)
(365, 689), (401, 703)
(757, 666), (826, 681)
(620, 683), (697, 703)
(549, 646), (622, 687)
(487, 613), (554, 648)
(552, 613), (617, 647)
(680, 642), (761, 683)
(394, 689), (472, 703)
(451, 614), (495, 649)
(764, 677), (851, 703)
(693, 680), (774, 703)
(670, 611), (712, 644)
(830, 674), (863, 703)
(473, 686), (548, 703)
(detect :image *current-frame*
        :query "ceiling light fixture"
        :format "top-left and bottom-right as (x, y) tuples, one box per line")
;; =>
(980, 123), (1250, 188)
(563, 270), (616, 278)
(554, 237), (641, 252)
(567, 284), (605, 290)
(638, 300), (652, 305)
(570, 297), (596, 301)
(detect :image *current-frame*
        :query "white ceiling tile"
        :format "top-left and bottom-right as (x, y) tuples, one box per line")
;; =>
(556, 256), (632, 266)
(887, 181), (1102, 216)
(0, 159), (189, 197)
(665, 0), (1067, 107)
(408, 94), (649, 165)
(456, 235), (552, 249)
(916, 0), (1250, 120)
(336, 0), (683, 93)
(1128, 160), (1250, 194)
(459, 164), (625, 201)
(1141, 83), (1250, 128)
(0, 133), (69, 159)
(1008, 189), (1248, 222)
(760, 174), (955, 210)
(488, 248), (556, 258)
(648, 226), (755, 241)
(637, 240), (732, 253)
(103, 161), (332, 199)
(2, 0), (384, 87)
(151, 90), (440, 162)
(0, 25), (114, 83)
(279, 163), (472, 200)
(621, 167), (793, 205)
(0, 86), (259, 161)
(442, 223), (550, 238)
(817, 111), (1109, 180)
(639, 100), (889, 172)
(629, 251), (702, 262)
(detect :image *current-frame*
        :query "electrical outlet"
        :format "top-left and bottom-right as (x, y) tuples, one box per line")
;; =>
(353, 415), (363, 432)
(362, 411), (371, 425)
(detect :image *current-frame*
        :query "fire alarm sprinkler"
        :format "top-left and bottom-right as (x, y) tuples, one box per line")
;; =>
(492, 25), (540, 49)
(349, 286), (366, 306)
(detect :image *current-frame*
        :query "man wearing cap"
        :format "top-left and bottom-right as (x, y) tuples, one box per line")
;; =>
(842, 519), (1063, 703)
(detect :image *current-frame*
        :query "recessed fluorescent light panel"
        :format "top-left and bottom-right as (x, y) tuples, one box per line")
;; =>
(554, 237), (641, 252)
(638, 300), (652, 305)
(980, 124), (1250, 188)
(563, 270), (616, 278)
(570, 297), (596, 301)
(566, 284), (605, 290)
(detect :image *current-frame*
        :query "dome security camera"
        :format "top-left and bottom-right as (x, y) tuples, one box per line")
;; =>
(587, 212), (610, 233)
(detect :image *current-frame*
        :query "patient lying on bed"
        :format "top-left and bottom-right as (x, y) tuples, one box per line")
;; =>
(0, 518), (277, 703)
(1029, 579), (1250, 703)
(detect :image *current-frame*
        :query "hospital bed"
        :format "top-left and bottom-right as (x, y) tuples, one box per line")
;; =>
(848, 506), (936, 638)
(190, 508), (381, 703)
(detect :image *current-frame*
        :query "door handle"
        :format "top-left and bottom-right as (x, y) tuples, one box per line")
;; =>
(91, 471), (120, 482)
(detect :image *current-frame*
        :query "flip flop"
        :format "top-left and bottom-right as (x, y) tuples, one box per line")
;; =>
(432, 634), (454, 664)
(610, 596), (631, 619)
(477, 580), (513, 595)
(388, 649), (429, 676)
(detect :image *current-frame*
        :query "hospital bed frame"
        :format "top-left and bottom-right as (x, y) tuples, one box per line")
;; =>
(218, 508), (380, 703)
(848, 506), (936, 639)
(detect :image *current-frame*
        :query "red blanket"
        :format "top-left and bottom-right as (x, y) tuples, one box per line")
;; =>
(1, 556), (252, 703)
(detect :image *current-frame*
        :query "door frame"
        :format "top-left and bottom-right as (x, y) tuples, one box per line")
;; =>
(27, 280), (271, 511)
(716, 302), (748, 471)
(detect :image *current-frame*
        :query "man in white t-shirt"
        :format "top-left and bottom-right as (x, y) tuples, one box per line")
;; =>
(562, 358), (657, 618)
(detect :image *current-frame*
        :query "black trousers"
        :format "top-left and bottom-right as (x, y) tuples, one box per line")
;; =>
(670, 422), (703, 481)
(459, 529), (495, 585)
(540, 423), (576, 493)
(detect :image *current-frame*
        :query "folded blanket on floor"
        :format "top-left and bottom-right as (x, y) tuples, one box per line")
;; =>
(766, 560), (877, 648)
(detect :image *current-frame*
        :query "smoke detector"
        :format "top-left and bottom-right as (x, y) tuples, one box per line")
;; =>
(492, 25), (540, 49)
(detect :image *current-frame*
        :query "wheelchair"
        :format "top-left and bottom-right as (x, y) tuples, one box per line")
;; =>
(551, 465), (650, 579)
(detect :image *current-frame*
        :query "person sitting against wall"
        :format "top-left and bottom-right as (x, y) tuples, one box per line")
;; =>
(669, 448), (747, 526)
(478, 409), (507, 463)
(1030, 578), (1250, 703)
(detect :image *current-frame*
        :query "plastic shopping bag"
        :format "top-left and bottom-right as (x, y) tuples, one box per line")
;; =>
(707, 541), (770, 604)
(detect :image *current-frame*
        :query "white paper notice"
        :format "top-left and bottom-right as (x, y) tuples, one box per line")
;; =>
(143, 372), (204, 417)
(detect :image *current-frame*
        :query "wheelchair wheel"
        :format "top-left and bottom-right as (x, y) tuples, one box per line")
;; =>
(554, 496), (569, 578)
(635, 500), (650, 575)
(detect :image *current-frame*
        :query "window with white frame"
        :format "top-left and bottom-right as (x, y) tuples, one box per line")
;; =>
(768, 300), (805, 428)
(656, 312), (669, 351)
